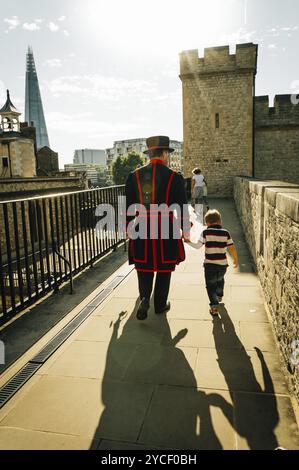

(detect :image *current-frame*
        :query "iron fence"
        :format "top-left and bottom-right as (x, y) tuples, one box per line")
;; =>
(0, 185), (125, 324)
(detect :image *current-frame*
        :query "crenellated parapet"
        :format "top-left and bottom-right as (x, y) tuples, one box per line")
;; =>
(255, 95), (299, 128)
(179, 43), (257, 77)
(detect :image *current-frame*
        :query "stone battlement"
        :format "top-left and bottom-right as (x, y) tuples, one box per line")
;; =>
(255, 95), (299, 127)
(179, 43), (257, 76)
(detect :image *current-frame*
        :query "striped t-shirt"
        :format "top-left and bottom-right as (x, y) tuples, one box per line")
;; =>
(199, 224), (234, 266)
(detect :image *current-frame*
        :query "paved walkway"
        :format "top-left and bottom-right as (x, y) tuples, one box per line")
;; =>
(0, 199), (298, 450)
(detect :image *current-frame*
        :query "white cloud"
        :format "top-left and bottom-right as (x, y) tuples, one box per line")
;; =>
(63, 30), (70, 36)
(48, 22), (59, 32)
(46, 74), (157, 101)
(23, 22), (41, 31)
(44, 58), (63, 68)
(268, 44), (277, 49)
(47, 111), (144, 138)
(4, 16), (20, 31)
(58, 16), (66, 22)
(68, 53), (76, 58)
(34, 19), (43, 24)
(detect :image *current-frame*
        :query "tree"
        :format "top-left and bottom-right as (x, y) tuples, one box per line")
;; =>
(112, 151), (144, 184)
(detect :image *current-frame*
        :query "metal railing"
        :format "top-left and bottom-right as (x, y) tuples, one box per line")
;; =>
(0, 185), (125, 324)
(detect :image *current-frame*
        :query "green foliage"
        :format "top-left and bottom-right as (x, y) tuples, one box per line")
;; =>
(112, 151), (144, 184)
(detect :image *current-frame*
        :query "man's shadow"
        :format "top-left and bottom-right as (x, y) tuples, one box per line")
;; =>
(90, 300), (227, 450)
(209, 306), (279, 450)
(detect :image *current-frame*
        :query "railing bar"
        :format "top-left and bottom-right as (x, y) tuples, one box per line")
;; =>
(48, 199), (58, 287)
(74, 193), (82, 268)
(59, 197), (68, 277)
(95, 189), (102, 256)
(28, 200), (39, 297)
(0, 213), (7, 316)
(35, 200), (46, 292)
(3, 204), (16, 310)
(88, 191), (95, 262)
(82, 192), (89, 265)
(69, 193), (77, 270)
(93, 190), (100, 257)
(54, 198), (63, 279)
(64, 195), (72, 276)
(78, 192), (86, 267)
(20, 201), (32, 300)
(42, 199), (52, 288)
(12, 202), (24, 305)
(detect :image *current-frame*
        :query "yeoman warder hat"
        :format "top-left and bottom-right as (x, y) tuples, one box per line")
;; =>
(143, 135), (174, 155)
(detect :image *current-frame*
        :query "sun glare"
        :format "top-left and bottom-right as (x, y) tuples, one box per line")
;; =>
(81, 0), (233, 56)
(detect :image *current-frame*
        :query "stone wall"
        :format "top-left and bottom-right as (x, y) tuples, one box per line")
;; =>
(180, 43), (257, 196)
(234, 176), (299, 401)
(255, 95), (299, 184)
(0, 176), (87, 200)
(0, 138), (36, 178)
(36, 146), (59, 176)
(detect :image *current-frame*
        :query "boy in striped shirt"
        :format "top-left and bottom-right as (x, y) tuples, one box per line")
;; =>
(198, 209), (238, 316)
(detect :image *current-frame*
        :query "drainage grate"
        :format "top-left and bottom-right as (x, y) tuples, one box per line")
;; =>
(0, 264), (134, 408)
(106, 275), (126, 290)
(89, 289), (113, 306)
(30, 305), (97, 364)
(0, 362), (41, 409)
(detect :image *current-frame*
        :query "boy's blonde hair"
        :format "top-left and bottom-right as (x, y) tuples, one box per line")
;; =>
(205, 209), (222, 226)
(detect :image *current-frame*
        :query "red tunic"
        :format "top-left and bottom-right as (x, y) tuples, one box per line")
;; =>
(125, 159), (191, 272)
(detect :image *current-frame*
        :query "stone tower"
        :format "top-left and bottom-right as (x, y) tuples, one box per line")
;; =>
(179, 43), (258, 196)
(25, 46), (50, 150)
(0, 90), (36, 177)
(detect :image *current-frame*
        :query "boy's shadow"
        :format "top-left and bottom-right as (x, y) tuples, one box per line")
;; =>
(210, 306), (279, 450)
(90, 299), (227, 450)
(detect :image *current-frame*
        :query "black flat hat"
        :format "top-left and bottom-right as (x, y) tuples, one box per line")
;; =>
(143, 135), (174, 155)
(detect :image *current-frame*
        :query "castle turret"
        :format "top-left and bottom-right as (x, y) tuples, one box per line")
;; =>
(179, 43), (258, 196)
(0, 90), (21, 133)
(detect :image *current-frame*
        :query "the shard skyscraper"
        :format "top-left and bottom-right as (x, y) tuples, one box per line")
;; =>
(25, 46), (50, 150)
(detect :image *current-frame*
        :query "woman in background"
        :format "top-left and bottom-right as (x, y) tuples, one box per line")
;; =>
(191, 168), (209, 212)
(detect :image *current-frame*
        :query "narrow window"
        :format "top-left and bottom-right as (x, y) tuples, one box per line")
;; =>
(2, 157), (8, 167)
(215, 113), (220, 129)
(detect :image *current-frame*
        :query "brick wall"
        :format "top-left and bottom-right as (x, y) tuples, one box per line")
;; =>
(234, 176), (299, 402)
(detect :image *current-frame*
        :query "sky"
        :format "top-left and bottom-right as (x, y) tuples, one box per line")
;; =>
(0, 0), (298, 168)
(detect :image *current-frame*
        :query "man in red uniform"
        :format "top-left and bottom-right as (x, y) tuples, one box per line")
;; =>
(125, 136), (191, 320)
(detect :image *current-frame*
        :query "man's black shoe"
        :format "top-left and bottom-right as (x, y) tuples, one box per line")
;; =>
(155, 302), (171, 315)
(136, 298), (150, 320)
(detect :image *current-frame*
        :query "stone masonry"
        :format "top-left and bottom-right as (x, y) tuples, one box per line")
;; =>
(180, 43), (257, 196)
(234, 177), (299, 402)
(255, 95), (299, 184)
(180, 43), (299, 195)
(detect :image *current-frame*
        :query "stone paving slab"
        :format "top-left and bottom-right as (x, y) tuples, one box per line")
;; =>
(0, 375), (154, 443)
(138, 385), (235, 450)
(0, 427), (99, 450)
(0, 199), (298, 450)
(194, 347), (289, 394)
(233, 392), (299, 450)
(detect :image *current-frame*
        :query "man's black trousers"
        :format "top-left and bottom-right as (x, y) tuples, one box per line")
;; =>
(137, 271), (172, 312)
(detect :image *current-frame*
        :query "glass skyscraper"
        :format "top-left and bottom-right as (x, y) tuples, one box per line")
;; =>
(25, 46), (50, 150)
